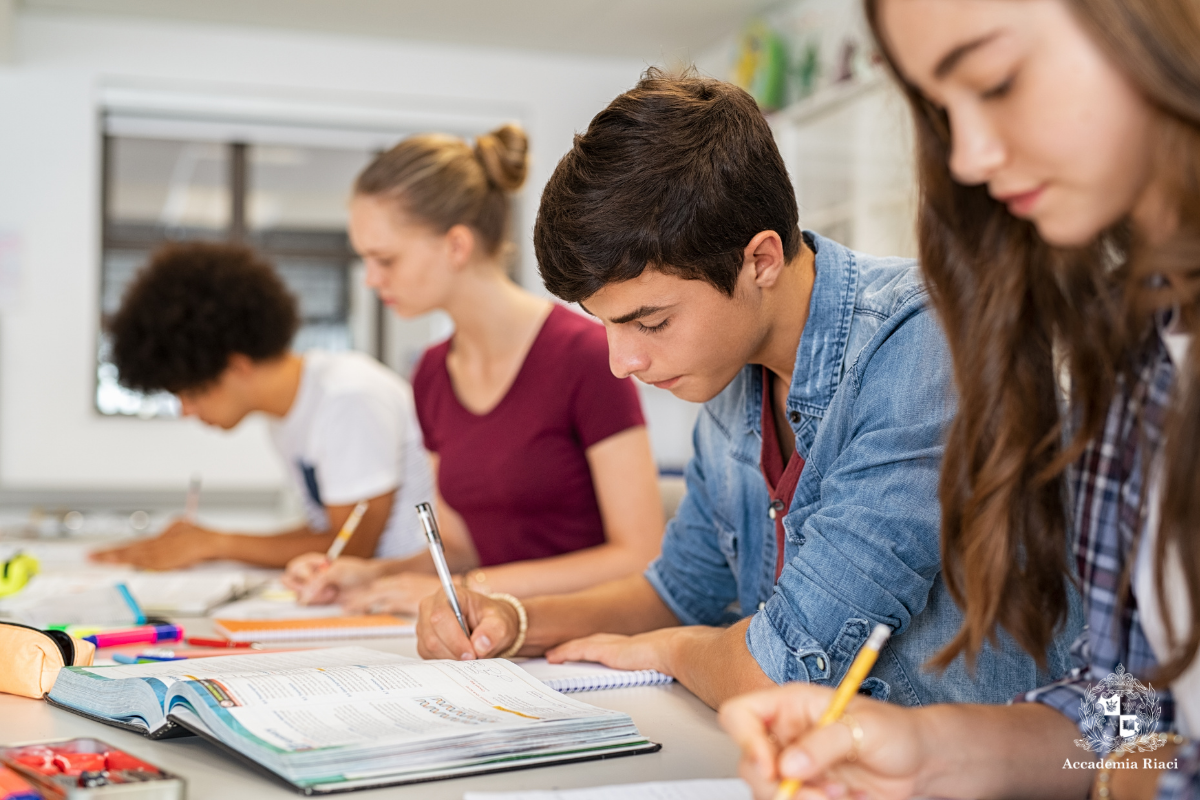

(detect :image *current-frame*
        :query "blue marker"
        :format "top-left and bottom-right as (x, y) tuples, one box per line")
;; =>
(113, 653), (186, 664)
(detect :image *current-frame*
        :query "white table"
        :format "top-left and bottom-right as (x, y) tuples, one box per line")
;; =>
(0, 619), (741, 798)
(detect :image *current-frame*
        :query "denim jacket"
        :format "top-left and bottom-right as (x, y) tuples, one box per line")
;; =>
(645, 233), (1080, 706)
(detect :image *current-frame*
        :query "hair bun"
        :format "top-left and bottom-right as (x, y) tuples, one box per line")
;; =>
(474, 123), (529, 192)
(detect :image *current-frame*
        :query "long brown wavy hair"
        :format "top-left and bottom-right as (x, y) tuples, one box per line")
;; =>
(865, 0), (1200, 681)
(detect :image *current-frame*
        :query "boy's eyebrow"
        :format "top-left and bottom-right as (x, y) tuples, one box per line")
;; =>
(608, 305), (670, 325)
(934, 31), (1001, 78)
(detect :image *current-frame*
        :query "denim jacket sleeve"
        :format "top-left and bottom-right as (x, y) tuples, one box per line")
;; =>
(645, 413), (743, 628)
(746, 302), (955, 686)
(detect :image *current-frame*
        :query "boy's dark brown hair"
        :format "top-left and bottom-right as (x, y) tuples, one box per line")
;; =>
(108, 241), (299, 394)
(535, 67), (801, 303)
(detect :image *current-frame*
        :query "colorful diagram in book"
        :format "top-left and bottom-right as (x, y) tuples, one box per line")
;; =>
(417, 696), (508, 724)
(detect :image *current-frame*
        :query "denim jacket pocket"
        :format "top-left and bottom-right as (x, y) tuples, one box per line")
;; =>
(858, 677), (891, 702)
(827, 619), (896, 703)
(828, 617), (919, 706)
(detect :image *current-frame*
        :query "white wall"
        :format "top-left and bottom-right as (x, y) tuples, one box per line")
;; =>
(0, 11), (646, 496)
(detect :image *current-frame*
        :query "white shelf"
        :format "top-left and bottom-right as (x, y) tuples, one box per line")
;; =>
(770, 72), (917, 258)
(769, 74), (887, 126)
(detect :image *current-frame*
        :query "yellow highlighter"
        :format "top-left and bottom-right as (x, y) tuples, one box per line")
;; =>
(774, 623), (892, 800)
(0, 553), (38, 598)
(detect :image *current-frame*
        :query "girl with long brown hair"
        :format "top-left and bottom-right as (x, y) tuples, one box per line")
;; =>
(720, 1), (1200, 798)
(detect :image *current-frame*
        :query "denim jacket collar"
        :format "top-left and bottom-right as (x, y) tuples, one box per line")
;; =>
(743, 232), (859, 453)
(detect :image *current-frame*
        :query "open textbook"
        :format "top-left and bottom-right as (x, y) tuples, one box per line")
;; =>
(46, 647), (659, 794)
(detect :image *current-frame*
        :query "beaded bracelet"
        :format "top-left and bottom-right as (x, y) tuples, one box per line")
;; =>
(488, 593), (528, 659)
(1094, 734), (1188, 799)
(1093, 747), (1131, 799)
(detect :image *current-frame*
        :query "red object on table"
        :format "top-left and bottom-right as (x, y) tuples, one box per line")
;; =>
(9, 749), (54, 774)
(105, 751), (159, 774)
(185, 637), (253, 648)
(51, 751), (105, 776)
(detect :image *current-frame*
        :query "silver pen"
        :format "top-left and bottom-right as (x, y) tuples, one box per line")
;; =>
(415, 502), (470, 638)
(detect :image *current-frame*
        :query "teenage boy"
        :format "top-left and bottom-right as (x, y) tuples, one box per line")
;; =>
(93, 242), (434, 571)
(416, 70), (1080, 709)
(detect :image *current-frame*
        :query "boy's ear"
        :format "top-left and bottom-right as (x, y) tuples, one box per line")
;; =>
(743, 230), (787, 289)
(225, 353), (256, 377)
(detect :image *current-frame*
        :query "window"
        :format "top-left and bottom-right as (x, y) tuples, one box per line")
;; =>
(97, 130), (375, 417)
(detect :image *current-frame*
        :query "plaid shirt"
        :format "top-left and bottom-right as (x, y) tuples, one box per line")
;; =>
(1017, 329), (1198, 798)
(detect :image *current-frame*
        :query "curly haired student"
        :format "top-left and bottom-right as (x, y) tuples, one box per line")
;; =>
(94, 242), (434, 570)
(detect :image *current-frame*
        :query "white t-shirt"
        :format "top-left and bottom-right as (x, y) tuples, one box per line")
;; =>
(1134, 320), (1198, 736)
(269, 350), (432, 559)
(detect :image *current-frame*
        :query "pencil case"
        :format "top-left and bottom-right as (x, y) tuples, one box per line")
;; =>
(1, 738), (184, 799)
(0, 622), (95, 699)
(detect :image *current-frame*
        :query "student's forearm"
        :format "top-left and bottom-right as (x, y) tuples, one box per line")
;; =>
(913, 702), (1093, 799)
(372, 551), (440, 578)
(667, 618), (776, 709)
(523, 574), (679, 652)
(467, 542), (657, 597)
(214, 527), (337, 568)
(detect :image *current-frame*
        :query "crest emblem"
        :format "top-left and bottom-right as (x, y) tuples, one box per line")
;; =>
(1075, 665), (1166, 753)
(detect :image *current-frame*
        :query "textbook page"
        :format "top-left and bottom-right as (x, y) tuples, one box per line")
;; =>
(76, 646), (413, 687)
(464, 779), (752, 800)
(191, 658), (630, 751)
(208, 594), (345, 620)
(0, 567), (267, 621)
(125, 571), (266, 615)
(210, 579), (345, 620)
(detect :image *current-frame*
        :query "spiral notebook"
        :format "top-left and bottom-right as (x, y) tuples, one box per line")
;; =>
(518, 659), (674, 692)
(212, 614), (414, 642)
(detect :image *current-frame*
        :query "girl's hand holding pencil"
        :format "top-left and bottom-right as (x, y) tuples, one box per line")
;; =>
(720, 684), (924, 800)
(719, 625), (927, 800)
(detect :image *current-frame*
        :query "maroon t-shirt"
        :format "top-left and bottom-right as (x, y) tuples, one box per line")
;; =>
(413, 305), (645, 566)
(761, 367), (806, 581)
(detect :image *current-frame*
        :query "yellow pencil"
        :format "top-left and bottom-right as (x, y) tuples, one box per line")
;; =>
(325, 500), (370, 562)
(297, 501), (371, 606)
(773, 623), (891, 800)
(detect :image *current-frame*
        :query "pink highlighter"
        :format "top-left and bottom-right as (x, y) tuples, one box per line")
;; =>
(82, 624), (184, 649)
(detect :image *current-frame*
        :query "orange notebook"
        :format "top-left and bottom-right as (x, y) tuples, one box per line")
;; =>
(212, 614), (414, 643)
